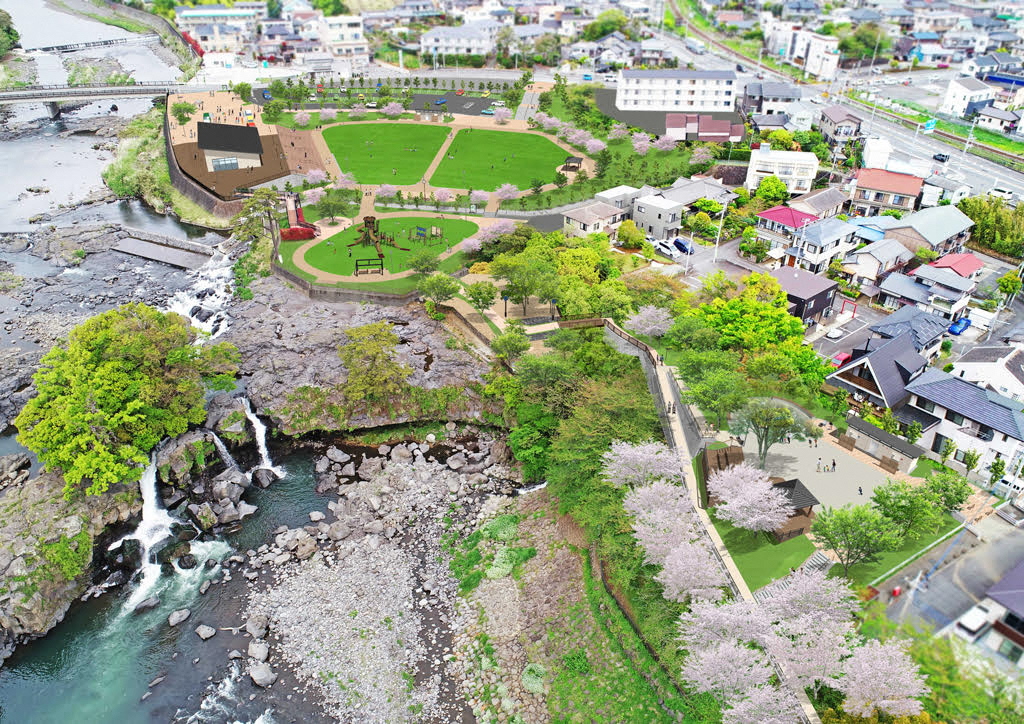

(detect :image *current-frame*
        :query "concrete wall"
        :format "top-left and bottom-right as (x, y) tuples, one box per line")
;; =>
(163, 111), (244, 219)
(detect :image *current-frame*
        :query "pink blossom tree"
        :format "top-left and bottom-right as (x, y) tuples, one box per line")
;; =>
(770, 568), (859, 626)
(624, 305), (673, 337)
(557, 122), (575, 139)
(462, 237), (482, 253)
(377, 184), (399, 198)
(691, 144), (716, 166)
(470, 189), (490, 205)
(478, 218), (516, 243)
(294, 111), (311, 127)
(335, 171), (356, 188)
(303, 187), (326, 205)
(656, 540), (727, 602)
(679, 640), (773, 698)
(495, 183), (520, 200)
(766, 615), (851, 697)
(585, 138), (607, 154)
(568, 128), (592, 146)
(349, 104), (368, 119)
(624, 481), (695, 565)
(707, 463), (791, 535)
(678, 599), (771, 649)
(434, 188), (454, 203)
(319, 108), (338, 122)
(306, 169), (328, 185)
(722, 685), (801, 724)
(602, 440), (683, 487)
(837, 639), (929, 718)
(494, 107), (512, 124)
(631, 132), (651, 156)
(381, 101), (404, 118)
(540, 115), (562, 132)
(608, 123), (628, 140)
(531, 111), (550, 128)
(653, 135), (677, 152)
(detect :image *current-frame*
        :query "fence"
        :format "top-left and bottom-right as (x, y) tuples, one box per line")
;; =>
(270, 264), (468, 305)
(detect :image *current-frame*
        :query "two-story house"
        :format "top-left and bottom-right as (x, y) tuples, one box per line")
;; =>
(321, 15), (369, 61)
(744, 143), (819, 195)
(743, 82), (802, 115)
(930, 253), (984, 280)
(841, 238), (914, 287)
(779, 216), (860, 274)
(788, 187), (850, 219)
(755, 205), (818, 263)
(818, 106), (863, 146)
(879, 264), (977, 320)
(886, 205), (975, 257)
(921, 175), (973, 208)
(966, 559), (1024, 665)
(952, 346), (1024, 401)
(631, 177), (738, 240)
(940, 77), (997, 117)
(869, 305), (949, 359)
(977, 105), (1021, 133)
(826, 331), (929, 409)
(561, 201), (625, 238)
(770, 266), (839, 325)
(849, 168), (925, 217)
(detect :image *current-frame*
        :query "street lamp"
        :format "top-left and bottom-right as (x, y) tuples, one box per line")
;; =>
(502, 294), (509, 317)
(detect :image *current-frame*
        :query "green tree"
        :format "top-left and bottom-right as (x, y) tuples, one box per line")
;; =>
(766, 129), (795, 151)
(939, 438), (957, 466)
(262, 99), (287, 121)
(15, 304), (238, 497)
(408, 248), (440, 276)
(232, 82), (253, 103)
(695, 273), (804, 350)
(583, 9), (628, 41)
(838, 23), (891, 60)
(682, 369), (750, 429)
(490, 255), (559, 315)
(553, 171), (568, 188)
(465, 281), (497, 316)
(699, 270), (738, 302)
(878, 408), (900, 435)
(880, 209), (903, 219)
(316, 192), (347, 222)
(170, 102), (197, 124)
(312, 0), (349, 16)
(962, 448), (981, 476)
(491, 323), (531, 362)
(338, 321), (412, 405)
(905, 420), (923, 445)
(871, 480), (941, 540)
(0, 9), (20, 57)
(616, 219), (645, 249)
(989, 457), (1007, 489)
(417, 273), (460, 306)
(998, 273), (1023, 299)
(925, 470), (973, 512)
(755, 175), (790, 205)
(691, 198), (723, 215)
(812, 505), (902, 577)
(731, 399), (807, 468)
(825, 389), (849, 424)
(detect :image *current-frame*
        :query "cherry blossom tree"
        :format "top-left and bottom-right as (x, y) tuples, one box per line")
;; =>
(624, 305), (672, 337)
(462, 237), (482, 253)
(766, 614), (851, 697)
(707, 463), (791, 535)
(602, 440), (683, 486)
(837, 639), (929, 718)
(653, 135), (677, 152)
(434, 188), (454, 203)
(540, 115), (562, 131)
(568, 128), (592, 146)
(381, 101), (404, 118)
(494, 107), (512, 124)
(292, 111), (310, 127)
(335, 171), (356, 188)
(349, 103), (368, 119)
(477, 219), (516, 243)
(624, 481), (695, 565)
(319, 108), (337, 122)
(531, 111), (550, 128)
(678, 599), (770, 649)
(557, 122), (574, 139)
(377, 184), (399, 198)
(609, 123), (628, 140)
(495, 183), (520, 200)
(679, 640), (772, 698)
(585, 138), (607, 154)
(722, 685), (802, 724)
(691, 144), (716, 166)
(770, 567), (860, 626)
(631, 132), (651, 156)
(470, 189), (490, 205)
(657, 540), (726, 602)
(306, 169), (328, 185)
(303, 187), (326, 205)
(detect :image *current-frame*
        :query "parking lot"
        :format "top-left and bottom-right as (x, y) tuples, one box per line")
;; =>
(408, 93), (499, 117)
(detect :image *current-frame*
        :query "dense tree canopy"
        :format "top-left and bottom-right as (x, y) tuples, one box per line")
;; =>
(16, 304), (238, 497)
(338, 321), (412, 405)
(693, 274), (803, 350)
(0, 9), (19, 58)
(958, 195), (1024, 258)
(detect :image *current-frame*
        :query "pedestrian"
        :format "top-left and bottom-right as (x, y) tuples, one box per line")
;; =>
(831, 459), (837, 472)
(814, 438), (819, 448)
(816, 457), (822, 472)
(858, 486), (863, 495)
(808, 439), (813, 448)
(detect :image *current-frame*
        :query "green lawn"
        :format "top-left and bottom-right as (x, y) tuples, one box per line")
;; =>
(911, 458), (951, 479)
(429, 129), (568, 191)
(842, 514), (961, 587)
(709, 512), (817, 591)
(321, 123), (450, 184)
(301, 216), (477, 276)
(269, 110), (415, 129)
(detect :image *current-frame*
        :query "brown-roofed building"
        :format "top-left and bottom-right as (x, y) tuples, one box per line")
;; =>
(850, 168), (925, 217)
(770, 478), (820, 541)
(664, 113), (744, 143)
(562, 201), (626, 237)
(769, 266), (839, 325)
(819, 105), (863, 145)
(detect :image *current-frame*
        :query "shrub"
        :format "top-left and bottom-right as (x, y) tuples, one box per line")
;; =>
(562, 648), (591, 675)
(483, 514), (519, 541)
(521, 663), (546, 694)
(280, 227), (316, 241)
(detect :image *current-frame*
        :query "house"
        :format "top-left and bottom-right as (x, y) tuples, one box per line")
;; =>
(952, 346), (1024, 401)
(903, 368), (1024, 493)
(869, 305), (949, 359)
(970, 558), (1024, 664)
(743, 82), (802, 115)
(321, 15), (370, 61)
(909, 42), (955, 65)
(819, 105), (863, 145)
(785, 101), (821, 133)
(789, 187), (850, 219)
(744, 143), (819, 195)
(826, 332), (928, 409)
(595, 184), (650, 215)
(756, 205), (819, 262)
(886, 205), (976, 257)
(965, 53), (1003, 77)
(849, 8), (883, 24)
(630, 177), (738, 240)
(878, 265), (977, 320)
(886, 7), (917, 33)
(777, 216), (860, 274)
(940, 77), (997, 117)
(762, 18), (840, 80)
(912, 8), (962, 34)
(977, 105), (1021, 132)
(561, 201), (625, 238)
(842, 238), (915, 288)
(664, 114), (744, 143)
(921, 174), (973, 208)
(770, 479), (819, 542)
(751, 114), (791, 134)
(197, 121), (263, 173)
(849, 168), (925, 216)
(931, 253), (984, 280)
(639, 38), (674, 66)
(615, 69), (738, 112)
(191, 23), (247, 53)
(783, 0), (820, 19)
(769, 266), (839, 325)
(420, 21), (499, 58)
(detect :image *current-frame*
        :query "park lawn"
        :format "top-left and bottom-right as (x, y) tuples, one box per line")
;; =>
(841, 513), (961, 587)
(321, 123), (449, 184)
(429, 129), (568, 191)
(709, 512), (816, 591)
(911, 458), (952, 479)
(304, 217), (477, 276)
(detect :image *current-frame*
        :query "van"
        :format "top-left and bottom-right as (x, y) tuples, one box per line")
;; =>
(492, 100), (506, 107)
(989, 186), (1014, 201)
(673, 237), (696, 255)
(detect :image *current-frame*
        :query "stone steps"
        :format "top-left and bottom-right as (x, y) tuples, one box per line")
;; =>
(753, 551), (833, 603)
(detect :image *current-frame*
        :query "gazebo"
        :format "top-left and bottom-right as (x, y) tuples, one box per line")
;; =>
(562, 156), (583, 172)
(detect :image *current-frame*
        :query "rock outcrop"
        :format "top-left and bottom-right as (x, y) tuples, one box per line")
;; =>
(0, 454), (31, 492)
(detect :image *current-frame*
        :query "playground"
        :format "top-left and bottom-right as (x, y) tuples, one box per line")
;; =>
(321, 123), (450, 185)
(428, 128), (568, 191)
(301, 216), (479, 277)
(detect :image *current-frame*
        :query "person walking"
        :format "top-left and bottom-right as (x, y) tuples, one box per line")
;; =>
(816, 458), (822, 472)
(831, 459), (837, 472)
(858, 486), (863, 495)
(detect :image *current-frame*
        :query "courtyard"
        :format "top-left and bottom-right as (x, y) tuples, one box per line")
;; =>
(428, 128), (569, 191)
(321, 123), (449, 185)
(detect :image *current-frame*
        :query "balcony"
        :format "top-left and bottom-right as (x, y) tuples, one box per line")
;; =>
(959, 425), (995, 442)
(835, 369), (880, 396)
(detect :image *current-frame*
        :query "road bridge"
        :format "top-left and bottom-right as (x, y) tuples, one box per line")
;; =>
(26, 35), (160, 52)
(0, 83), (222, 118)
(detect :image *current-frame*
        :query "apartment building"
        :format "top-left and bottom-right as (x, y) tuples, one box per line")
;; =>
(744, 143), (819, 195)
(849, 169), (924, 217)
(940, 77), (997, 117)
(174, 4), (262, 35)
(614, 69), (738, 112)
(321, 15), (369, 61)
(763, 18), (840, 81)
(420, 21), (499, 58)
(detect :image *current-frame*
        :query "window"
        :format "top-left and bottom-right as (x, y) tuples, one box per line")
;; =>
(637, 205), (645, 213)
(931, 434), (948, 454)
(894, 195), (906, 206)
(916, 396), (936, 413)
(211, 157), (239, 172)
(945, 410), (965, 425)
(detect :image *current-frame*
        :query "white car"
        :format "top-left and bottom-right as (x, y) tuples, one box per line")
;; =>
(825, 327), (845, 340)
(954, 604), (991, 642)
(655, 240), (681, 259)
(989, 186), (1015, 201)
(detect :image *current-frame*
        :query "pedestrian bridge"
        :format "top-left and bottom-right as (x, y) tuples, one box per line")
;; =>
(0, 83), (222, 117)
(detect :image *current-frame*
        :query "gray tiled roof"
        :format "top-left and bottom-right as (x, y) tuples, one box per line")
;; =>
(855, 238), (913, 266)
(891, 206), (974, 248)
(802, 217), (857, 246)
(954, 76), (993, 92)
(957, 345), (1015, 364)
(913, 264), (976, 293)
(879, 273), (938, 305)
(870, 305), (947, 351)
(905, 368), (1024, 440)
(747, 81), (801, 100)
(821, 105), (862, 125)
(829, 332), (927, 408)
(987, 558), (1024, 617)
(1008, 350), (1024, 388)
(979, 105), (1021, 122)
(790, 187), (849, 215)
(846, 415), (926, 458)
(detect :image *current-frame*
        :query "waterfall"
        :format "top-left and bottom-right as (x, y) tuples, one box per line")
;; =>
(164, 252), (235, 339)
(108, 457), (176, 607)
(209, 431), (239, 472)
(239, 397), (284, 479)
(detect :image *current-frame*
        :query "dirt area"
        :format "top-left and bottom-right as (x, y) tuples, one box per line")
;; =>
(0, 53), (37, 89)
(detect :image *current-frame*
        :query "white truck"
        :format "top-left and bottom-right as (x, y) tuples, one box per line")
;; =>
(685, 37), (706, 55)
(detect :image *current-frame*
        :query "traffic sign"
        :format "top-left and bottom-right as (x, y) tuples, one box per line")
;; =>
(923, 119), (937, 134)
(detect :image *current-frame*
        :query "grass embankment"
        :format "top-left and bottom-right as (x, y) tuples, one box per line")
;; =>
(839, 513), (961, 587)
(709, 512), (816, 591)
(429, 129), (568, 191)
(102, 106), (230, 229)
(321, 123), (450, 184)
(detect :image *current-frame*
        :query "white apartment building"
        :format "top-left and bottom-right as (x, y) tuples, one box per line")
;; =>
(321, 15), (369, 60)
(940, 77), (997, 117)
(744, 143), (819, 195)
(952, 346), (1024, 402)
(763, 18), (840, 80)
(174, 4), (262, 35)
(614, 69), (737, 112)
(420, 20), (499, 58)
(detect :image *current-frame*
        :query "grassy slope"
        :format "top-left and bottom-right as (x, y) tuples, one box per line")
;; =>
(428, 128), (568, 191)
(709, 513), (816, 591)
(321, 123), (449, 184)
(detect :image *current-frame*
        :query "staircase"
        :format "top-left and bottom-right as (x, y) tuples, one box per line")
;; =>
(753, 551), (834, 603)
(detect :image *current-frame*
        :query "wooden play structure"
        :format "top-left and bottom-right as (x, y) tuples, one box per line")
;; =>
(349, 216), (409, 275)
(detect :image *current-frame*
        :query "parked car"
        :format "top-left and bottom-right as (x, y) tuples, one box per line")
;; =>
(262, 90), (272, 100)
(989, 186), (1015, 201)
(673, 237), (696, 255)
(435, 98), (447, 105)
(871, 67), (883, 75)
(492, 100), (506, 107)
(735, 63), (745, 72)
(933, 153), (950, 163)
(482, 90), (491, 98)
(948, 317), (972, 335)
(455, 88), (465, 95)
(955, 604), (991, 641)
(481, 107), (495, 115)
(316, 84), (324, 93)
(937, 62), (950, 69)
(366, 101), (378, 108)
(830, 352), (853, 369)
(357, 93), (365, 100)
(582, 73), (593, 81)
(655, 240), (680, 259)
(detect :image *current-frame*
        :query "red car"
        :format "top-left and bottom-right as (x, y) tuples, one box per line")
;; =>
(455, 88), (465, 95)
(830, 352), (852, 369)
(316, 84), (324, 93)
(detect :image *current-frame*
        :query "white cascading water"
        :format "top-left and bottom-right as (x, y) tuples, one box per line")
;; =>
(239, 397), (284, 479)
(209, 431), (239, 472)
(164, 252), (235, 339)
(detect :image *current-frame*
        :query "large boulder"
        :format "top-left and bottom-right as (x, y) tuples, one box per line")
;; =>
(156, 430), (217, 488)
(205, 393), (253, 446)
(357, 456), (383, 480)
(0, 453), (31, 491)
(195, 624), (217, 640)
(248, 640), (269, 662)
(168, 609), (191, 627)
(210, 468), (248, 503)
(187, 502), (218, 531)
(249, 663), (277, 688)
(245, 613), (269, 640)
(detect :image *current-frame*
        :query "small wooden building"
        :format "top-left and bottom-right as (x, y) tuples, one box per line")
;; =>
(770, 478), (820, 542)
(562, 156), (583, 172)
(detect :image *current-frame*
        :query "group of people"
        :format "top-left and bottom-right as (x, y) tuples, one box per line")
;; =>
(816, 457), (837, 473)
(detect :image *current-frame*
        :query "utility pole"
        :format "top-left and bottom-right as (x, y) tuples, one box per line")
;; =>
(956, 117), (979, 173)
(712, 202), (727, 263)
